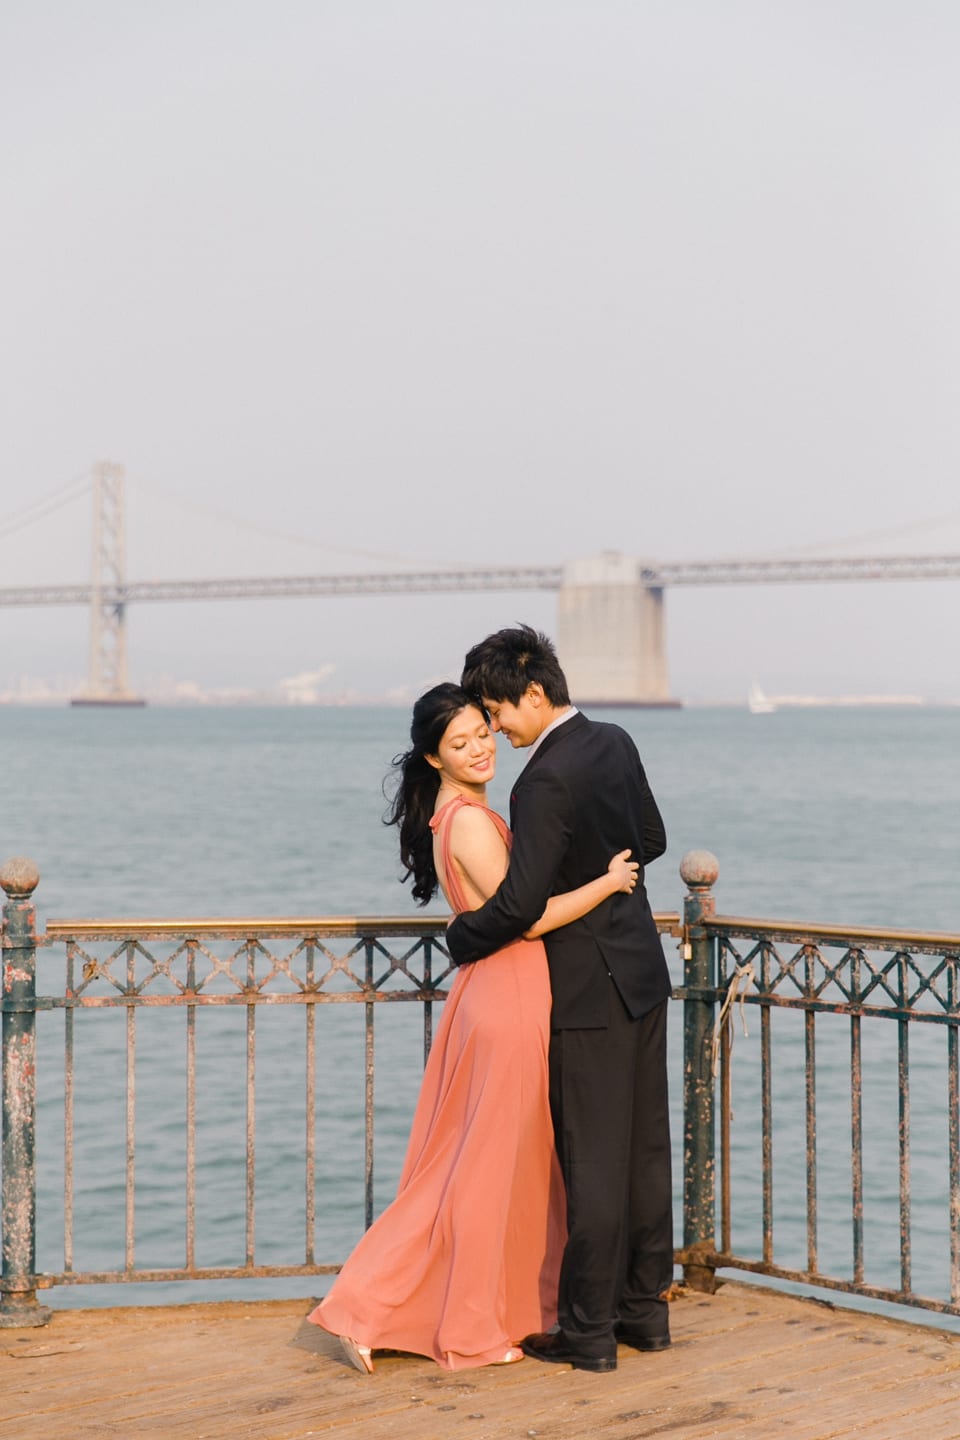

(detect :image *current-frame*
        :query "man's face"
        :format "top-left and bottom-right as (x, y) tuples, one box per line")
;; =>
(482, 688), (544, 748)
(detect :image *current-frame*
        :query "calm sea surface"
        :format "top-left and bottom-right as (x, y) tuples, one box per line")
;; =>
(2, 703), (959, 1323)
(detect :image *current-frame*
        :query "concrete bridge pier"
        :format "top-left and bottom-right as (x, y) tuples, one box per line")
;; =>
(557, 553), (680, 707)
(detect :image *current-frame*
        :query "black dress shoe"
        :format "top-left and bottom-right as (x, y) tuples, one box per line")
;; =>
(520, 1330), (617, 1373)
(616, 1325), (671, 1352)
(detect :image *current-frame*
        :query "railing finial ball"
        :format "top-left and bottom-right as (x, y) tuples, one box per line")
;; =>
(680, 849), (719, 890)
(0, 857), (40, 898)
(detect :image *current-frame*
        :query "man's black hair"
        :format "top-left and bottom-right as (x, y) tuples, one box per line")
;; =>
(460, 624), (571, 707)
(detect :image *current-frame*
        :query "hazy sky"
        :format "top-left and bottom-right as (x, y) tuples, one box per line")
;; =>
(3, 1), (959, 701)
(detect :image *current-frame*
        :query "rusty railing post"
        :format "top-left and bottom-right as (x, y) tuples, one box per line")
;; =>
(0, 858), (51, 1327)
(681, 849), (719, 1293)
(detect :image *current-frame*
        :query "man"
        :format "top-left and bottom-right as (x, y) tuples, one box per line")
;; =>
(445, 625), (673, 1374)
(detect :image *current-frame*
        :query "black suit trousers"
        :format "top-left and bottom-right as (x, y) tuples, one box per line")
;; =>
(548, 985), (673, 1353)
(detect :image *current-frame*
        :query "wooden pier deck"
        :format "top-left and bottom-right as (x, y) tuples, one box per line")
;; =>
(2, 1281), (959, 1440)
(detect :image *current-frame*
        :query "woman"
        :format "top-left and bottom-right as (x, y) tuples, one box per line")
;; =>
(308, 683), (637, 1373)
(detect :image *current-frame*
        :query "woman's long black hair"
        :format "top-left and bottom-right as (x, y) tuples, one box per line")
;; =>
(385, 683), (481, 905)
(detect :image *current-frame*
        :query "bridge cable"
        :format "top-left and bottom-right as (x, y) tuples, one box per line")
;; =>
(0, 471), (93, 542)
(762, 505), (960, 559)
(132, 474), (461, 571)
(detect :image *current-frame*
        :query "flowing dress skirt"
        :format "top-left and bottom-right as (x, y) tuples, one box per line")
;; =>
(309, 928), (565, 1369)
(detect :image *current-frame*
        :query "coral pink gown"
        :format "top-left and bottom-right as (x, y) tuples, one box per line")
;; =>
(309, 794), (565, 1369)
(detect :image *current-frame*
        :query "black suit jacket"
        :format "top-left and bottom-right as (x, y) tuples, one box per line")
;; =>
(445, 712), (672, 1028)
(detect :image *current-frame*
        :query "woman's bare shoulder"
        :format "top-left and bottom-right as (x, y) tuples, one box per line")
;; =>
(445, 802), (503, 851)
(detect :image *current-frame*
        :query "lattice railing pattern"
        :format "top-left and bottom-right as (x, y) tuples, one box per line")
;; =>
(715, 931), (960, 1020)
(52, 932), (457, 1005)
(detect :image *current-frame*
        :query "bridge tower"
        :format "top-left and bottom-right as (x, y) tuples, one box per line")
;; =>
(71, 462), (144, 707)
(557, 553), (679, 707)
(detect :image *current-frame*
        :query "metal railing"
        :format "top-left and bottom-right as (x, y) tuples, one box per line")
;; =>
(677, 850), (960, 1321)
(3, 850), (959, 1329)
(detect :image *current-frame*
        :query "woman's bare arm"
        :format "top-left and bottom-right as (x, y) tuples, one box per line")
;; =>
(523, 850), (638, 938)
(443, 809), (637, 936)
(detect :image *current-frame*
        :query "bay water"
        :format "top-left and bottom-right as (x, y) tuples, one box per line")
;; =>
(2, 703), (959, 1325)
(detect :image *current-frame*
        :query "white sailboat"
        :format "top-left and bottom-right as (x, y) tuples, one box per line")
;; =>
(748, 681), (777, 714)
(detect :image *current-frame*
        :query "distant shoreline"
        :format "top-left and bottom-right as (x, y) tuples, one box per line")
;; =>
(1, 695), (958, 711)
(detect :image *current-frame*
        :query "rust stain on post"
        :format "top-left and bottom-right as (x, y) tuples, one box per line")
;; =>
(1, 857), (51, 1327)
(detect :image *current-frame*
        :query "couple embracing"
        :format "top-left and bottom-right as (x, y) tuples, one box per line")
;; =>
(310, 625), (674, 1374)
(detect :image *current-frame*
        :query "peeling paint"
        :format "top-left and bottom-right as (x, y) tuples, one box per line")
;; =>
(1, 870), (48, 1326)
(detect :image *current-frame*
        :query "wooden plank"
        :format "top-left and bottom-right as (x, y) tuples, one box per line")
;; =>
(1, 1285), (958, 1440)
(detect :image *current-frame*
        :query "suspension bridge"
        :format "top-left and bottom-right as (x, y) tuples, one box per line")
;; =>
(2, 462), (960, 705)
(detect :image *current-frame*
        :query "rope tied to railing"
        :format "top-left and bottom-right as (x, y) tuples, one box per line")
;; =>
(710, 960), (756, 1079)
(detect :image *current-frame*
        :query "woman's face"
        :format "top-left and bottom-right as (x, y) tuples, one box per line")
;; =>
(429, 705), (496, 789)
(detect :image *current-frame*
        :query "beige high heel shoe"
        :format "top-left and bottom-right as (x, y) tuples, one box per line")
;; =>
(491, 1347), (524, 1365)
(339, 1335), (374, 1374)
